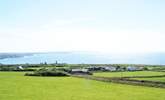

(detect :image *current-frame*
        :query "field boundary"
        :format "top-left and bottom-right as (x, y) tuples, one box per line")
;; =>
(72, 75), (165, 88)
(121, 75), (165, 78)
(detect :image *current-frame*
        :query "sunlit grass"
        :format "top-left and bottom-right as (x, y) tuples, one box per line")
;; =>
(132, 77), (165, 82)
(0, 72), (165, 100)
(94, 71), (165, 77)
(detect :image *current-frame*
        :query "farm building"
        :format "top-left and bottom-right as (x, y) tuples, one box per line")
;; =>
(86, 66), (104, 71)
(104, 66), (116, 71)
(70, 68), (92, 75)
(86, 66), (117, 71)
(16, 66), (24, 70)
(127, 66), (138, 71)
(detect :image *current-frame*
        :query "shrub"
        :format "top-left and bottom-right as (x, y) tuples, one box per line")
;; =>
(143, 67), (149, 70)
(25, 69), (70, 77)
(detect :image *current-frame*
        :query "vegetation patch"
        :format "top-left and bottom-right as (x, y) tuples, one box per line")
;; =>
(1, 72), (165, 100)
(73, 75), (165, 88)
(94, 71), (165, 78)
(25, 68), (70, 76)
(132, 77), (165, 82)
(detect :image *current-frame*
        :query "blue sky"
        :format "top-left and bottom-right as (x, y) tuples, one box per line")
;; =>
(0, 0), (165, 53)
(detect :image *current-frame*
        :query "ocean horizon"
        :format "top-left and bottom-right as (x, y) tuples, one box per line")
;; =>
(0, 52), (164, 65)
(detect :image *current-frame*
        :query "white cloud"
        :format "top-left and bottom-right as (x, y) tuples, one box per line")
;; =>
(0, 17), (164, 53)
(28, 26), (165, 53)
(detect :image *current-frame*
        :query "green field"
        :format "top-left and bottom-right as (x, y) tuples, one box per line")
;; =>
(94, 71), (165, 77)
(132, 77), (165, 82)
(0, 72), (165, 100)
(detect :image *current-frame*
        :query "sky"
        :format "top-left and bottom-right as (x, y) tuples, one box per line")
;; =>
(0, 0), (165, 53)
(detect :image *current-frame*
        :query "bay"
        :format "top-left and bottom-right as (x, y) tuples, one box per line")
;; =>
(0, 52), (164, 65)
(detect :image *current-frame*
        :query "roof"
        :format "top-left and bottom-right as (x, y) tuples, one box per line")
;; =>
(71, 69), (88, 72)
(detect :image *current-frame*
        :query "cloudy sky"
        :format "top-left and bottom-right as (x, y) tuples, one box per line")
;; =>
(0, 0), (165, 53)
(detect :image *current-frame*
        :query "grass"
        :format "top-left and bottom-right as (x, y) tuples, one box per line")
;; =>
(132, 77), (165, 82)
(94, 71), (165, 78)
(0, 72), (165, 100)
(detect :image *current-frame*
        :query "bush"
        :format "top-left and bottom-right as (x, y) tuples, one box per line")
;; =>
(25, 69), (70, 76)
(0, 67), (15, 71)
(143, 67), (149, 70)
(0, 66), (36, 71)
(24, 68), (36, 71)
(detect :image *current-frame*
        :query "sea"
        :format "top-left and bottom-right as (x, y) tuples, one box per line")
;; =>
(0, 52), (165, 65)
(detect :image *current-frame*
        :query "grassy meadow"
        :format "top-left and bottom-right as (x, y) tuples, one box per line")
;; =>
(94, 71), (165, 78)
(0, 72), (165, 100)
(132, 77), (165, 82)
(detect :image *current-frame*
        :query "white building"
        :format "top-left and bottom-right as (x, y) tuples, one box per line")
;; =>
(17, 66), (24, 70)
(71, 68), (88, 72)
(104, 67), (116, 71)
(127, 66), (137, 71)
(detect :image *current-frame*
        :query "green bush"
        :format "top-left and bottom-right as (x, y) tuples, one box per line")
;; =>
(25, 68), (70, 76)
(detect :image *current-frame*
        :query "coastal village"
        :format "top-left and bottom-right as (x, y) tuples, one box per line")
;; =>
(10, 63), (147, 75)
(70, 65), (145, 75)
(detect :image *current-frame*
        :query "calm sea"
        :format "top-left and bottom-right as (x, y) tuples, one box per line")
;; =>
(0, 52), (164, 65)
